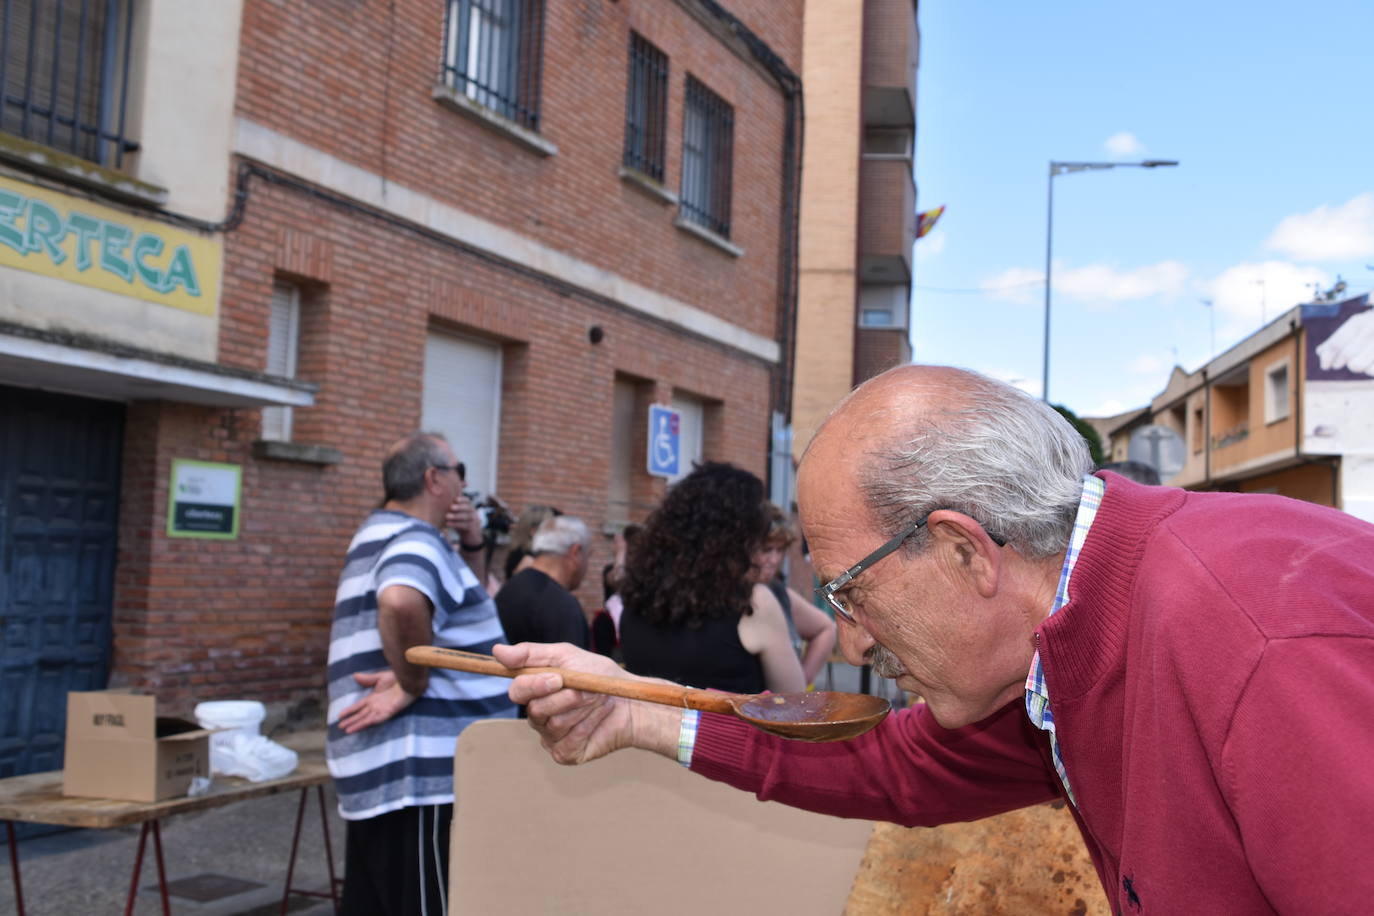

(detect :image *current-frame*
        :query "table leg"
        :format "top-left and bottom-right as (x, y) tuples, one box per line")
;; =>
(124, 822), (150, 916)
(316, 784), (340, 912)
(151, 820), (171, 915)
(5, 821), (25, 916)
(280, 788), (309, 915)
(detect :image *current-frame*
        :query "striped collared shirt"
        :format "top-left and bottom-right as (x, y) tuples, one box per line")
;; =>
(326, 510), (516, 820)
(1024, 474), (1104, 807)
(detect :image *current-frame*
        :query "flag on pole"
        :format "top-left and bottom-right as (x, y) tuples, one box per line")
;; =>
(916, 205), (945, 240)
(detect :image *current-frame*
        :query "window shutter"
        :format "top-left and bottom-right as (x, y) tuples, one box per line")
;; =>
(261, 285), (300, 442)
(422, 331), (503, 500)
(669, 394), (704, 483)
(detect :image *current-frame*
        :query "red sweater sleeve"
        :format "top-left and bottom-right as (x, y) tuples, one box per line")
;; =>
(690, 698), (1062, 825)
(1224, 636), (1374, 913)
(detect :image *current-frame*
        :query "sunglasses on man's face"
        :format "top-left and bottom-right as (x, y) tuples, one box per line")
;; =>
(432, 462), (466, 480)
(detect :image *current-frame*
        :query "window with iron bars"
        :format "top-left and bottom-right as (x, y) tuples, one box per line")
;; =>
(1, 0), (138, 168)
(680, 76), (733, 239)
(622, 32), (667, 182)
(441, 0), (545, 131)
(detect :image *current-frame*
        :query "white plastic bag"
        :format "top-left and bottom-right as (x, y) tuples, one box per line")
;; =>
(211, 732), (299, 782)
(194, 700), (298, 782)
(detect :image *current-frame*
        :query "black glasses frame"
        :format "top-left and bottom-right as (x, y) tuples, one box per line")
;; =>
(814, 510), (1005, 625)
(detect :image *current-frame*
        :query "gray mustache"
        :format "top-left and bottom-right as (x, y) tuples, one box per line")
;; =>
(868, 642), (906, 678)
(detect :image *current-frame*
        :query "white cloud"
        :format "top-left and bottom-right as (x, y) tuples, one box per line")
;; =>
(1085, 397), (1129, 417)
(1055, 260), (1190, 307)
(1104, 132), (1146, 159)
(981, 367), (1041, 399)
(1204, 261), (1330, 337)
(1127, 353), (1170, 375)
(1084, 374), (1173, 417)
(1264, 192), (1374, 261)
(916, 229), (947, 259)
(981, 260), (1189, 309)
(980, 267), (1043, 306)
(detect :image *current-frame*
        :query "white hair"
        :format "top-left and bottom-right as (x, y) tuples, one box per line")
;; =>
(531, 515), (590, 556)
(857, 370), (1091, 558)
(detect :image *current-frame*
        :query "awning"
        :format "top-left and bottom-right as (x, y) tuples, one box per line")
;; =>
(0, 322), (315, 408)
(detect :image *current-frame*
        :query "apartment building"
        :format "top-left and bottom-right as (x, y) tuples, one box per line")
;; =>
(791, 0), (918, 462)
(0, 0), (802, 777)
(1098, 294), (1374, 522)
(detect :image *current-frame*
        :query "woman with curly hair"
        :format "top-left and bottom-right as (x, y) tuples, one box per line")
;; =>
(618, 462), (805, 694)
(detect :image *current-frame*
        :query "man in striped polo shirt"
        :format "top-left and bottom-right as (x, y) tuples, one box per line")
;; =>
(326, 431), (515, 916)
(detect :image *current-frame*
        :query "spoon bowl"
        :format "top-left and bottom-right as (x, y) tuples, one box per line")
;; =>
(730, 690), (891, 741)
(406, 646), (891, 742)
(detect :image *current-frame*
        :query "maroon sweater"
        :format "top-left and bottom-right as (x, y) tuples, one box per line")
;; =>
(692, 475), (1374, 914)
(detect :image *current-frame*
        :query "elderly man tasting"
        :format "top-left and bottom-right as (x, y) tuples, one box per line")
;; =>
(496, 364), (1374, 915)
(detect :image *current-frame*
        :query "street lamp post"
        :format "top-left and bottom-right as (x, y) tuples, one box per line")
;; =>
(1042, 159), (1179, 403)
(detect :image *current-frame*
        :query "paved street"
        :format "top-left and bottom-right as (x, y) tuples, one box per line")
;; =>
(5, 781), (344, 916)
(2, 660), (890, 915)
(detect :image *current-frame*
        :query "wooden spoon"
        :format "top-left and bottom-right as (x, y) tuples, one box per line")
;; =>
(405, 646), (891, 742)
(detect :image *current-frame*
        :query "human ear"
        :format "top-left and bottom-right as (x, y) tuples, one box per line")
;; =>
(927, 511), (1000, 598)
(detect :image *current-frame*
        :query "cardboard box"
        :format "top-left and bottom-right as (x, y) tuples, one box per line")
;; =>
(450, 721), (873, 914)
(63, 691), (214, 802)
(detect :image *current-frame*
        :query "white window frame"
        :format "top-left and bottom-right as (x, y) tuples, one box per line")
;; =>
(858, 284), (910, 330)
(1264, 359), (1291, 424)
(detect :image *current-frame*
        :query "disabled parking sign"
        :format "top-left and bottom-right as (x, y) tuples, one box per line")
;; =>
(647, 405), (681, 478)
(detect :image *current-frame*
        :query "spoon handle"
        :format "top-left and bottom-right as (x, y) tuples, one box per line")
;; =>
(405, 646), (738, 715)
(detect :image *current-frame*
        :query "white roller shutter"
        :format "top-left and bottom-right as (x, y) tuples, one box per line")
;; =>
(422, 330), (503, 499)
(261, 284), (300, 441)
(670, 393), (704, 483)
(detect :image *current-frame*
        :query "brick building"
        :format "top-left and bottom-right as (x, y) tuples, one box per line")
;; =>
(791, 0), (918, 462)
(0, 0), (802, 777)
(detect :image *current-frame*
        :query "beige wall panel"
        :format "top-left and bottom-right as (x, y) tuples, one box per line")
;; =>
(798, 1), (863, 271)
(793, 270), (859, 459)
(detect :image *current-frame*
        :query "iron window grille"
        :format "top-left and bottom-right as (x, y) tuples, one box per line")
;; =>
(680, 75), (733, 239)
(622, 32), (667, 182)
(1, 0), (139, 168)
(441, 0), (545, 131)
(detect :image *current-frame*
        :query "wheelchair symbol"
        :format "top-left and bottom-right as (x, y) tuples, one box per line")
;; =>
(654, 415), (676, 469)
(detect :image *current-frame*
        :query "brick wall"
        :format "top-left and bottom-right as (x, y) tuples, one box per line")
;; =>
(109, 0), (798, 713)
(855, 327), (911, 384)
(232, 0), (797, 344)
(859, 157), (916, 273)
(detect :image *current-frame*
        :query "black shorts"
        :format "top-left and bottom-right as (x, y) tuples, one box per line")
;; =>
(340, 803), (452, 916)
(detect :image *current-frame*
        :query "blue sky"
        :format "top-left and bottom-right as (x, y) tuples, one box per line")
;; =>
(911, 0), (1374, 417)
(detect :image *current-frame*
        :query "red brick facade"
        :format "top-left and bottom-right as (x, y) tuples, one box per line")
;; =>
(105, 0), (801, 716)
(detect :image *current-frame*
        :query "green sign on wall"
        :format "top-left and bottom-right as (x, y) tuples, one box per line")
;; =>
(167, 459), (241, 539)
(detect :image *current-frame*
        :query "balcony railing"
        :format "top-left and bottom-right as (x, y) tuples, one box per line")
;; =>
(1212, 424), (1250, 450)
(1, 0), (139, 168)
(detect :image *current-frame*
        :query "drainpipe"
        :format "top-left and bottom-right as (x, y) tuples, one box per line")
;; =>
(691, 1), (803, 503)
(1203, 369), (1211, 487)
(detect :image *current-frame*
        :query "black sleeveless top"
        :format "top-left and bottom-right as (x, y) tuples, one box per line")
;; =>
(619, 608), (766, 694)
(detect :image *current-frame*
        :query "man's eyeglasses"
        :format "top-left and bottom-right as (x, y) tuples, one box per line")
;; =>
(814, 510), (1004, 625)
(432, 462), (466, 480)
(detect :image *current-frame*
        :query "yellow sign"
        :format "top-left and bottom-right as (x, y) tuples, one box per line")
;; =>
(0, 173), (220, 316)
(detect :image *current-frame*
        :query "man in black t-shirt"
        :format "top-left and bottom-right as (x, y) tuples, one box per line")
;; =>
(496, 515), (591, 700)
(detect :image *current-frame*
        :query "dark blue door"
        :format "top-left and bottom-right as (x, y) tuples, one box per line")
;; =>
(0, 384), (123, 778)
